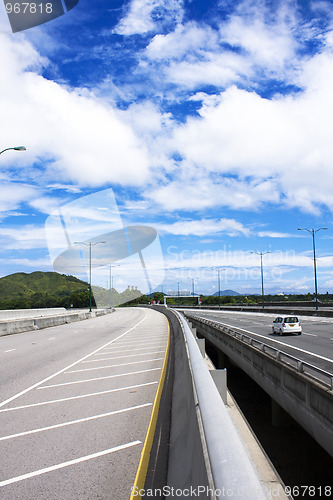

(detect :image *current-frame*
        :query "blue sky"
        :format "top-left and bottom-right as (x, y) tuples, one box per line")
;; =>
(1, 0), (333, 296)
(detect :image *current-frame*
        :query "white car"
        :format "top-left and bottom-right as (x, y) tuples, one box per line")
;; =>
(272, 316), (302, 335)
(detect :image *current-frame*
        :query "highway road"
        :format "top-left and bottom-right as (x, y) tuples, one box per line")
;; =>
(180, 309), (333, 374)
(0, 307), (168, 499)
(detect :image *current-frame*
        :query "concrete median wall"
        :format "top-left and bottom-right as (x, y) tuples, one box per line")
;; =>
(160, 308), (211, 497)
(0, 309), (111, 336)
(0, 308), (67, 320)
(173, 304), (333, 317)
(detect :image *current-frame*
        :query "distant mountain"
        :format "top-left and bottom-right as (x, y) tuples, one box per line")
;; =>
(0, 271), (89, 309)
(212, 289), (241, 296)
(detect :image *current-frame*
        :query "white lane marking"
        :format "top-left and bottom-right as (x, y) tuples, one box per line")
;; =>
(0, 310), (148, 409)
(4, 349), (16, 353)
(200, 318), (333, 363)
(107, 339), (166, 345)
(0, 382), (158, 413)
(95, 346), (164, 354)
(48, 338), (55, 340)
(0, 441), (142, 487)
(102, 342), (164, 349)
(66, 358), (164, 373)
(302, 332), (318, 337)
(38, 367), (161, 389)
(83, 351), (165, 363)
(0, 403), (152, 442)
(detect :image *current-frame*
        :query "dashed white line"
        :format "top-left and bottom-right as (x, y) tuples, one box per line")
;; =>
(0, 441), (142, 487)
(0, 403), (152, 442)
(38, 367), (161, 389)
(302, 332), (317, 337)
(4, 349), (16, 353)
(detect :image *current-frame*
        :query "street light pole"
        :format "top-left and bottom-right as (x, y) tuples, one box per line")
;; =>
(74, 240), (106, 312)
(298, 227), (327, 310)
(251, 251), (271, 310)
(211, 267), (225, 309)
(109, 264), (119, 309)
(0, 146), (26, 155)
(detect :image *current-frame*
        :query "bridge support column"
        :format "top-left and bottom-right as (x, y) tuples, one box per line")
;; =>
(217, 349), (227, 368)
(271, 399), (294, 428)
(196, 338), (205, 357)
(210, 369), (227, 404)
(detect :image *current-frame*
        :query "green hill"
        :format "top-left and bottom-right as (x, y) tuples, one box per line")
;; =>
(0, 271), (90, 309)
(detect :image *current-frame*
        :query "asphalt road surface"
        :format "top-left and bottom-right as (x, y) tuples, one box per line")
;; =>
(180, 309), (333, 374)
(0, 307), (168, 500)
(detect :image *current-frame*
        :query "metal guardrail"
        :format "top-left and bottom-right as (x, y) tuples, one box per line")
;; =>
(173, 310), (271, 499)
(185, 314), (333, 391)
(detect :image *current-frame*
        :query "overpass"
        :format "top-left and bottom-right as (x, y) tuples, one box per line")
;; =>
(182, 310), (333, 459)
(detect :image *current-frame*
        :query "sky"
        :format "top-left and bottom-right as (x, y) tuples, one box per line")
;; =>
(1, 0), (333, 296)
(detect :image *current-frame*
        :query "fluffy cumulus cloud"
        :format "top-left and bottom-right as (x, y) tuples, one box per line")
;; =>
(131, 1), (333, 214)
(162, 53), (333, 212)
(146, 171), (279, 211)
(143, 1), (299, 88)
(2, 0), (333, 219)
(0, 33), (151, 192)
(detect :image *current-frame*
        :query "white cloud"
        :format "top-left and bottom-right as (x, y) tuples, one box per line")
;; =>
(29, 196), (71, 215)
(115, 0), (184, 35)
(164, 67), (333, 212)
(0, 257), (52, 269)
(146, 171), (279, 211)
(0, 225), (48, 250)
(219, 8), (297, 73)
(257, 231), (296, 238)
(0, 33), (151, 190)
(0, 183), (37, 214)
(142, 2), (299, 88)
(146, 22), (220, 60)
(156, 218), (250, 236)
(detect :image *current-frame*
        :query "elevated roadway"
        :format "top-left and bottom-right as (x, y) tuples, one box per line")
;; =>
(181, 308), (333, 457)
(179, 309), (333, 374)
(0, 307), (169, 500)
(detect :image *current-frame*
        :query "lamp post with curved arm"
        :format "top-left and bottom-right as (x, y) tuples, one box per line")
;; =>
(0, 146), (26, 155)
(298, 227), (327, 311)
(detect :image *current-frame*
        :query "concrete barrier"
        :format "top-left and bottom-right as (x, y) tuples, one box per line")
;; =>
(0, 318), (36, 335)
(0, 309), (111, 336)
(151, 306), (273, 499)
(172, 310), (272, 499)
(0, 308), (66, 320)
(160, 308), (211, 497)
(173, 305), (333, 317)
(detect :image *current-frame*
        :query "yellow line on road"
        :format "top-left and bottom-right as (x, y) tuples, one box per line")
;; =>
(130, 320), (170, 500)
